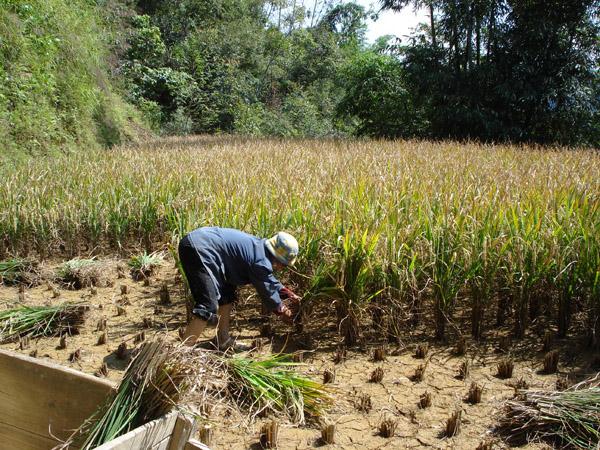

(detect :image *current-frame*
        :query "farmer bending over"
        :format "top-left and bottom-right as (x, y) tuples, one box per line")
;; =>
(179, 226), (301, 350)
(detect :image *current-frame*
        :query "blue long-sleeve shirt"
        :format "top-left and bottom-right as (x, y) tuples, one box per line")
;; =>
(188, 227), (284, 311)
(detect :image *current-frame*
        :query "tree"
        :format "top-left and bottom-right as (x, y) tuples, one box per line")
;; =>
(320, 2), (368, 45)
(493, 0), (600, 144)
(380, 0), (438, 48)
(338, 52), (425, 137)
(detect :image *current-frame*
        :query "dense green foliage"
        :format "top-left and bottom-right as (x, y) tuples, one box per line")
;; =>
(377, 0), (600, 145)
(117, 0), (364, 136)
(0, 0), (143, 157)
(1, 0), (598, 153)
(118, 0), (598, 145)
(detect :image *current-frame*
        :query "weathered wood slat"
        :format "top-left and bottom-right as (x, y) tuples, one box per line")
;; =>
(0, 349), (115, 447)
(151, 437), (172, 450)
(92, 411), (178, 450)
(183, 439), (211, 450)
(167, 414), (199, 450)
(0, 422), (57, 450)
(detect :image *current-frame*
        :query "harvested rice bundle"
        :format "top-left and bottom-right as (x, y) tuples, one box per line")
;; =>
(496, 375), (600, 448)
(56, 258), (105, 289)
(0, 258), (41, 286)
(61, 340), (197, 449)
(0, 303), (88, 343)
(225, 353), (332, 424)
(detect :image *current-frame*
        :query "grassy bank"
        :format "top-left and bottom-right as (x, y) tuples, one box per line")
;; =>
(0, 0), (144, 158)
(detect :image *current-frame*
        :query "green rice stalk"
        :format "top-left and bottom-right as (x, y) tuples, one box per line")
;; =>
(225, 353), (332, 424)
(128, 251), (164, 280)
(0, 303), (88, 343)
(0, 258), (39, 286)
(65, 340), (193, 449)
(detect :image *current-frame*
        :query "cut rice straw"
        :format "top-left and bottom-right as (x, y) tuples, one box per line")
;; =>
(224, 353), (332, 424)
(58, 339), (199, 449)
(0, 303), (88, 343)
(496, 374), (600, 449)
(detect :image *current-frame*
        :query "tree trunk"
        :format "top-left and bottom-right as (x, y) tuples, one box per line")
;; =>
(476, 6), (481, 66)
(488, 0), (495, 62)
(429, 2), (437, 48)
(465, 2), (474, 70)
(451, 0), (460, 74)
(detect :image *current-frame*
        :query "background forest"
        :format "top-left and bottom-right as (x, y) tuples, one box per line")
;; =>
(1, 0), (599, 157)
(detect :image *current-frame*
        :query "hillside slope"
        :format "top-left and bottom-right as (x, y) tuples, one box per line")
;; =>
(0, 0), (145, 158)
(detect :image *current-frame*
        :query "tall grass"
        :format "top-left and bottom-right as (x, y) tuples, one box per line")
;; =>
(0, 137), (599, 343)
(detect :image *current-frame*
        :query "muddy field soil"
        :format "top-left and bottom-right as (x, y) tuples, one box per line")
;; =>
(1, 258), (597, 449)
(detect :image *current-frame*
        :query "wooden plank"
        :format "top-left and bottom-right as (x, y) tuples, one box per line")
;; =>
(0, 421), (57, 450)
(167, 414), (199, 450)
(183, 439), (211, 450)
(150, 436), (172, 450)
(93, 411), (178, 450)
(0, 349), (116, 447)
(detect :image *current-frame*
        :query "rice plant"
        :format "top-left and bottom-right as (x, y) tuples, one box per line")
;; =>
(327, 230), (382, 345)
(0, 303), (88, 343)
(423, 219), (465, 341)
(128, 251), (163, 280)
(0, 258), (39, 286)
(0, 138), (598, 347)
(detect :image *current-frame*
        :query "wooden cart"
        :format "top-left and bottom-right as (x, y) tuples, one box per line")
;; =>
(0, 349), (209, 450)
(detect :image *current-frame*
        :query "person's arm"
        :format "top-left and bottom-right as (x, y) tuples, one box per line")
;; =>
(279, 286), (301, 301)
(250, 265), (297, 323)
(250, 264), (284, 312)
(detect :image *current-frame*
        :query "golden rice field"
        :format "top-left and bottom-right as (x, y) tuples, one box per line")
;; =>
(2, 136), (600, 448)
(2, 136), (599, 344)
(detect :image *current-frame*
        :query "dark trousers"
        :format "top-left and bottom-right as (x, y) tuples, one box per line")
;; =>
(178, 235), (236, 326)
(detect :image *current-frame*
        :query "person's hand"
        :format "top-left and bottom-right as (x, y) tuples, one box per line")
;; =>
(280, 305), (294, 324)
(280, 286), (301, 313)
(274, 304), (294, 324)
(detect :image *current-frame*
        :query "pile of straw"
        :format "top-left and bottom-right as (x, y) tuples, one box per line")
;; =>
(61, 340), (199, 449)
(496, 374), (600, 448)
(59, 341), (331, 448)
(0, 258), (40, 286)
(56, 258), (106, 289)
